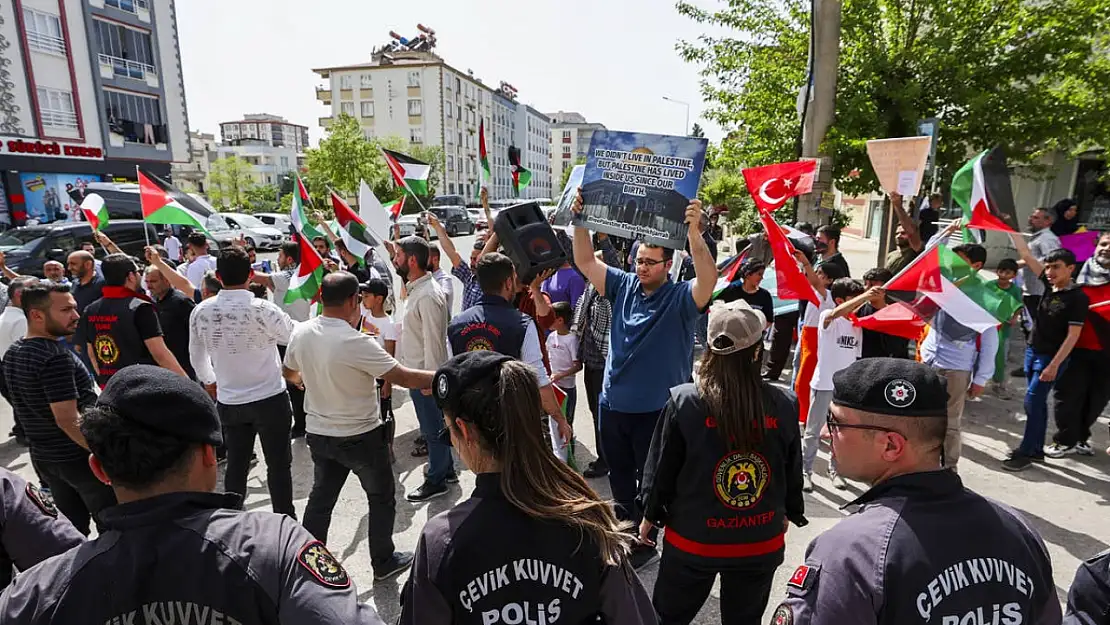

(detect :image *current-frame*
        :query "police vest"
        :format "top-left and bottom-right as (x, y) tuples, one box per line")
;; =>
(645, 383), (806, 569)
(83, 288), (156, 383)
(448, 295), (532, 358)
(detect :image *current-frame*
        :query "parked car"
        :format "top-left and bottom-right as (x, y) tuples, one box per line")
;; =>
(254, 212), (293, 235)
(468, 209), (487, 231)
(396, 214), (422, 239)
(202, 214), (238, 250)
(0, 220), (157, 277)
(427, 206), (474, 237)
(219, 213), (286, 250)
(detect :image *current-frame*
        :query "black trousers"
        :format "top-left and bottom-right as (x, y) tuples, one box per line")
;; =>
(303, 427), (397, 572)
(583, 365), (606, 466)
(1053, 348), (1110, 446)
(600, 405), (661, 523)
(765, 312), (798, 378)
(653, 548), (777, 625)
(277, 345), (306, 434)
(218, 391), (296, 517)
(35, 456), (116, 536)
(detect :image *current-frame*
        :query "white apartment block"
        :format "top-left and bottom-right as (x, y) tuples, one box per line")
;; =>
(515, 104), (551, 201)
(548, 110), (606, 186)
(220, 113), (309, 152)
(170, 129), (217, 193)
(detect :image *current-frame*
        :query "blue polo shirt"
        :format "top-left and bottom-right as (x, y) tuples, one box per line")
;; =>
(601, 266), (699, 413)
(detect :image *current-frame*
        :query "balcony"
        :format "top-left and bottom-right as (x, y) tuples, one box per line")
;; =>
(319, 116), (333, 128)
(315, 87), (331, 103)
(99, 0), (151, 22)
(27, 31), (66, 56)
(98, 54), (158, 87)
(40, 109), (78, 133)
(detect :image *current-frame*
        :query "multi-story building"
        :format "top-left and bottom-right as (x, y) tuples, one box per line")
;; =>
(548, 111), (607, 187)
(515, 104), (551, 201)
(170, 130), (217, 194)
(0, 0), (188, 225)
(215, 113), (307, 187)
(312, 28), (552, 203)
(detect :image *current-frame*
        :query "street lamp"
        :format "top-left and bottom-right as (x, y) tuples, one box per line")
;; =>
(662, 96), (690, 136)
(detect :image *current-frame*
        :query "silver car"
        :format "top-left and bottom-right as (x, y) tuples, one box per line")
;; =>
(254, 212), (293, 235)
(220, 213), (286, 250)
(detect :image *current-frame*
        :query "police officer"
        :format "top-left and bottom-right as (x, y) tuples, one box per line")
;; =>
(771, 358), (1061, 625)
(0, 467), (84, 590)
(1064, 550), (1110, 624)
(639, 300), (807, 625)
(446, 252), (570, 443)
(400, 351), (656, 625)
(81, 253), (186, 385)
(0, 365), (386, 625)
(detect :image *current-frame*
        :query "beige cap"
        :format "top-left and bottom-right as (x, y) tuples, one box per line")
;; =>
(707, 299), (766, 355)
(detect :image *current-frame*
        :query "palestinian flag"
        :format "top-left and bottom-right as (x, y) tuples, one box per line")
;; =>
(508, 146), (531, 196)
(951, 147), (1019, 233)
(551, 384), (578, 470)
(284, 229), (325, 305)
(855, 301), (929, 340)
(381, 149), (430, 197)
(331, 191), (376, 264)
(290, 185), (326, 244)
(138, 169), (212, 234)
(883, 244), (1023, 334)
(712, 251), (747, 300)
(80, 193), (109, 230)
(384, 197), (404, 221)
(478, 119), (492, 195)
(296, 174), (311, 203)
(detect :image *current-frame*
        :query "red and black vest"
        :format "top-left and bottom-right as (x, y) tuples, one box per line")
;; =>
(83, 287), (156, 385)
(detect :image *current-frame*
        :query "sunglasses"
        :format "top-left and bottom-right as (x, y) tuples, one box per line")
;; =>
(826, 411), (904, 438)
(634, 258), (666, 267)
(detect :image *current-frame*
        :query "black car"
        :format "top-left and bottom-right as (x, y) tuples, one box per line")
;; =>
(428, 206), (474, 237)
(0, 220), (158, 277)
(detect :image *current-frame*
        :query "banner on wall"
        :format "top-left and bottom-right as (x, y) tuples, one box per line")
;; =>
(19, 173), (104, 224)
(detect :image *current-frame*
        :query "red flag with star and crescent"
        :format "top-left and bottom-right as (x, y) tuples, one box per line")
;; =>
(742, 160), (818, 213)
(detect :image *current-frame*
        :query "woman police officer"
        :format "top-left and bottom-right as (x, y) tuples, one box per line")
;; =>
(399, 350), (657, 625)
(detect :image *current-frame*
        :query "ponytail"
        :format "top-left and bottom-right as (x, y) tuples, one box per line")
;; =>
(697, 342), (768, 452)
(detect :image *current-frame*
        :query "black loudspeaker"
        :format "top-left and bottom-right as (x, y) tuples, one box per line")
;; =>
(493, 202), (568, 284)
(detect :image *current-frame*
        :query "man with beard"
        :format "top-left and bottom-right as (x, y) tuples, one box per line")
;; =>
(815, 225), (850, 277)
(3, 282), (116, 534)
(1018, 208), (1062, 338)
(884, 193), (923, 273)
(143, 253), (197, 380)
(1045, 231), (1110, 459)
(66, 250), (103, 373)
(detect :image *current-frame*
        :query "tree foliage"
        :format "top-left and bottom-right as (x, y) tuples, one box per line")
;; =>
(690, 123), (706, 138)
(558, 156), (587, 191)
(678, 0), (1110, 196)
(241, 185), (280, 214)
(206, 155), (253, 208)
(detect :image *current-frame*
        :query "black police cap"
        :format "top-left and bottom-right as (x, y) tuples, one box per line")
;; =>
(95, 365), (223, 446)
(832, 358), (948, 418)
(433, 351), (513, 413)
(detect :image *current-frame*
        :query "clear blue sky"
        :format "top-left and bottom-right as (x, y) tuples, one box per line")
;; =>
(176, 0), (723, 146)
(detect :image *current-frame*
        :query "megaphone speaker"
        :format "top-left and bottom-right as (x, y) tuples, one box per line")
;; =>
(493, 202), (568, 284)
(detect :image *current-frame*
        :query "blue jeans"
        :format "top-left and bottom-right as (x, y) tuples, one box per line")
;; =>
(1019, 347), (1069, 457)
(410, 389), (451, 485)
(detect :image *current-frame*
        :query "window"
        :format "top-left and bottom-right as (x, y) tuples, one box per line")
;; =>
(104, 88), (165, 145)
(562, 146), (572, 158)
(447, 156), (454, 171)
(562, 130), (571, 142)
(445, 102), (452, 118)
(360, 73), (372, 88)
(104, 0), (149, 14)
(361, 101), (374, 117)
(410, 127), (423, 143)
(340, 75), (352, 89)
(407, 71), (421, 87)
(341, 102), (355, 116)
(93, 20), (156, 79)
(37, 87), (76, 130)
(280, 156), (289, 168)
(407, 99), (422, 116)
(23, 9), (65, 55)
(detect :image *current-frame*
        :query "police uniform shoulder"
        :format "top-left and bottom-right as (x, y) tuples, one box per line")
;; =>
(1, 534), (118, 614)
(1085, 549), (1110, 565)
(807, 499), (900, 565)
(979, 495), (1051, 554)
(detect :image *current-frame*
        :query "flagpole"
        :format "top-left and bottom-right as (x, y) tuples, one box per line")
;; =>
(137, 165), (151, 248)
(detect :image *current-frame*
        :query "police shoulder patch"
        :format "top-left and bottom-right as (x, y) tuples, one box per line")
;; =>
(297, 540), (351, 588)
(771, 603), (794, 625)
(25, 483), (57, 517)
(787, 564), (819, 592)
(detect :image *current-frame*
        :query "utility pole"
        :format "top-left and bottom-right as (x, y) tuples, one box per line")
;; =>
(662, 96), (691, 136)
(796, 0), (842, 224)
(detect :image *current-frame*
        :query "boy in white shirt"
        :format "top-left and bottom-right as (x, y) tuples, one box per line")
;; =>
(802, 278), (876, 492)
(547, 301), (581, 462)
(359, 278), (401, 461)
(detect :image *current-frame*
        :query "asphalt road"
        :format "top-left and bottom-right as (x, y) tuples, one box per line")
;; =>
(2, 232), (1107, 622)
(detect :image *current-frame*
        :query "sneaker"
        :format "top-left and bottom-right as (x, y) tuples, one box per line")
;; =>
(583, 462), (609, 479)
(405, 480), (448, 502)
(445, 471), (460, 484)
(1076, 441), (1095, 456)
(373, 551), (414, 581)
(802, 473), (814, 493)
(1002, 455), (1034, 472)
(1044, 442), (1076, 459)
(629, 545), (659, 571)
(832, 474), (849, 490)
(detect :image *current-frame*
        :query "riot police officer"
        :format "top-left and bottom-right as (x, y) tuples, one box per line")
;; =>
(0, 365), (385, 625)
(770, 358), (1060, 625)
(0, 467), (83, 590)
(1064, 549), (1110, 624)
(399, 351), (656, 625)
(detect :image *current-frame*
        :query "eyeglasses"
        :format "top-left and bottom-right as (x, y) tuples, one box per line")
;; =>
(826, 411), (904, 438)
(634, 258), (666, 267)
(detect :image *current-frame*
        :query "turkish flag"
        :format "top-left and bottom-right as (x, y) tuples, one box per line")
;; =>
(742, 160), (818, 213)
(760, 211), (819, 306)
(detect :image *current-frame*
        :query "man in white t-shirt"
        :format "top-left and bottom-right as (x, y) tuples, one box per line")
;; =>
(359, 277), (400, 459)
(802, 278), (873, 492)
(163, 232), (182, 263)
(183, 232), (218, 290)
(283, 271), (434, 582)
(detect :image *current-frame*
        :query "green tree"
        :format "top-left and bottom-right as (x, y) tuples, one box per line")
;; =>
(242, 185), (281, 214)
(690, 123), (705, 138)
(207, 156), (254, 208)
(558, 156), (587, 191)
(678, 0), (1110, 196)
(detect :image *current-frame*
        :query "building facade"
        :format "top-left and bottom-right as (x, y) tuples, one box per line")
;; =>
(0, 0), (188, 225)
(215, 113), (306, 187)
(515, 104), (551, 201)
(312, 33), (552, 203)
(548, 111), (606, 187)
(169, 129), (216, 193)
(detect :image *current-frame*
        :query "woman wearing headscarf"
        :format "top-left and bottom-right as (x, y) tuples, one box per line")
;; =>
(1051, 198), (1081, 236)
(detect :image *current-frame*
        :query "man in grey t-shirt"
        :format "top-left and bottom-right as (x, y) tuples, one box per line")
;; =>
(1019, 208), (1062, 342)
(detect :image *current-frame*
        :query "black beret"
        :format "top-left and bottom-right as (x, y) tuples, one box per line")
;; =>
(96, 365), (222, 445)
(832, 358), (948, 418)
(433, 351), (513, 414)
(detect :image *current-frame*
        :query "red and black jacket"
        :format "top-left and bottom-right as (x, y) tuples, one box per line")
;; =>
(639, 382), (807, 569)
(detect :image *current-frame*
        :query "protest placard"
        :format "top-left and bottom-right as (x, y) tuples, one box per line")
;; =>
(574, 131), (708, 249)
(550, 164), (584, 227)
(866, 137), (932, 197)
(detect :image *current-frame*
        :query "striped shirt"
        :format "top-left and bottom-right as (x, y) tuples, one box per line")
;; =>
(3, 337), (96, 462)
(452, 263), (485, 312)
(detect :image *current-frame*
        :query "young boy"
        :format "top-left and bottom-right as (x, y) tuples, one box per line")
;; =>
(858, 267), (910, 359)
(991, 258), (1023, 397)
(1005, 234), (1088, 471)
(547, 301), (581, 463)
(794, 252), (848, 424)
(802, 278), (873, 491)
(359, 278), (400, 462)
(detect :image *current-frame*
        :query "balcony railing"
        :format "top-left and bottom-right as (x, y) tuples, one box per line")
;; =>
(99, 54), (157, 82)
(27, 31), (66, 55)
(104, 0), (149, 14)
(40, 109), (78, 130)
